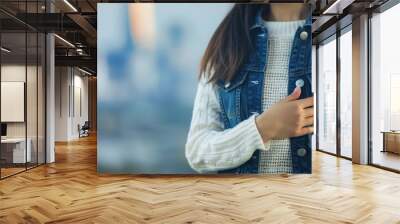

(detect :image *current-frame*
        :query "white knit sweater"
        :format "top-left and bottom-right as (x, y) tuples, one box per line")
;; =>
(185, 20), (305, 174)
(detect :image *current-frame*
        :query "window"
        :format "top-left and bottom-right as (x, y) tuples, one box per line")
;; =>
(317, 36), (337, 155)
(371, 3), (400, 171)
(339, 28), (352, 158)
(312, 46), (317, 150)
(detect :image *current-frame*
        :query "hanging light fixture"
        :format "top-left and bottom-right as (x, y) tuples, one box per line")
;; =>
(1, 47), (11, 53)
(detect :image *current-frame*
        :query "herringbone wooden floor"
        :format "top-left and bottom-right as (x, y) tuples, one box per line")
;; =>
(1, 134), (400, 224)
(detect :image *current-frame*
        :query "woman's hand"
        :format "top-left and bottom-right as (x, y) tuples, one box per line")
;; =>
(255, 87), (314, 143)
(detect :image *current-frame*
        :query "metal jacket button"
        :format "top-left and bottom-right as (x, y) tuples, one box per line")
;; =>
(295, 79), (304, 88)
(297, 148), (307, 157)
(300, 31), (308, 40)
(224, 82), (231, 88)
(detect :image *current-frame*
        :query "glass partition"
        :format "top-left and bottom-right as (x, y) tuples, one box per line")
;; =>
(1, 30), (28, 177)
(0, 1), (46, 179)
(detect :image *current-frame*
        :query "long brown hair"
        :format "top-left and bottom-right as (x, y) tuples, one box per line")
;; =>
(200, 4), (265, 83)
(200, 3), (313, 83)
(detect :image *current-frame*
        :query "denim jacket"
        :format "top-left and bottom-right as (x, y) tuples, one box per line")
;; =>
(215, 12), (312, 174)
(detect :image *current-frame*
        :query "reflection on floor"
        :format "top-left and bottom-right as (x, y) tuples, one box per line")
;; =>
(0, 134), (400, 223)
(0, 163), (42, 178)
(372, 150), (400, 171)
(0, 167), (25, 178)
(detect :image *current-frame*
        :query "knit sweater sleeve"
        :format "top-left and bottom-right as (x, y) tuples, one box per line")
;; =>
(185, 78), (271, 173)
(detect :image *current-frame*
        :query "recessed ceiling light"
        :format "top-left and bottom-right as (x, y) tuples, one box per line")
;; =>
(78, 67), (93, 76)
(322, 0), (354, 15)
(54, 34), (75, 48)
(63, 0), (78, 12)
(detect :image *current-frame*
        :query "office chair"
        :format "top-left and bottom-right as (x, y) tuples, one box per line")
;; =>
(79, 121), (90, 138)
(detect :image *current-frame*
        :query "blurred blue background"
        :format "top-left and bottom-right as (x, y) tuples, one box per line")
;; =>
(98, 3), (232, 173)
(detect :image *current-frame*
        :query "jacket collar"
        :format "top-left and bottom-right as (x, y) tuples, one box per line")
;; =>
(249, 7), (312, 31)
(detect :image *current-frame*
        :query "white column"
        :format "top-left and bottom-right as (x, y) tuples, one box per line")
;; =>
(352, 14), (369, 164)
(46, 32), (55, 163)
(45, 0), (56, 164)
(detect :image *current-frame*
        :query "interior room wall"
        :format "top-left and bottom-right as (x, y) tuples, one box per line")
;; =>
(1, 64), (38, 139)
(55, 66), (89, 141)
(55, 66), (69, 141)
(71, 71), (89, 138)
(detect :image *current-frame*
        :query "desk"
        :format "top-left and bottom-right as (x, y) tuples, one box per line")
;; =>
(382, 131), (400, 155)
(1, 138), (31, 163)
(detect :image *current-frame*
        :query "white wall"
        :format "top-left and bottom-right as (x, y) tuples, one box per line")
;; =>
(1, 65), (40, 137)
(1, 82), (25, 122)
(1, 65), (27, 141)
(55, 66), (69, 141)
(55, 67), (89, 141)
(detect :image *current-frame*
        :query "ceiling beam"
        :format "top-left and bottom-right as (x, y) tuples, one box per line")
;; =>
(67, 13), (97, 39)
(55, 55), (96, 71)
(10, 13), (82, 32)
